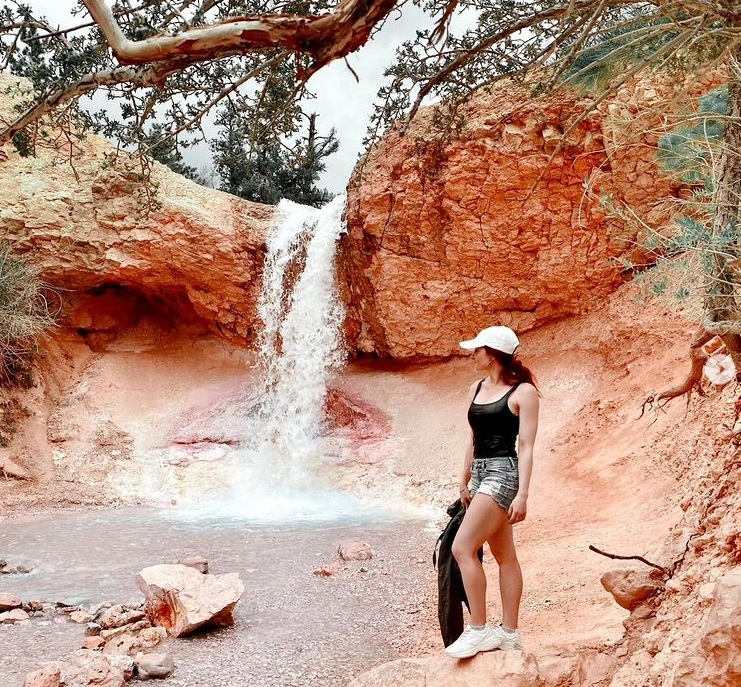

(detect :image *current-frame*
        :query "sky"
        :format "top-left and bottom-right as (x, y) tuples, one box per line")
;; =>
(21, 1), (458, 193)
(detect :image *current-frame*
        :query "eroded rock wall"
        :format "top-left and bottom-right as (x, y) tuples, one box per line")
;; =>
(343, 74), (718, 359)
(0, 74), (273, 346)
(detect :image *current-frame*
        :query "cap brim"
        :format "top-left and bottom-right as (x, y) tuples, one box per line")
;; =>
(459, 338), (481, 350)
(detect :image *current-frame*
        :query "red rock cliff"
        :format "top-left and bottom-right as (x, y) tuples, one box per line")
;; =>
(0, 74), (274, 348)
(342, 75), (715, 359)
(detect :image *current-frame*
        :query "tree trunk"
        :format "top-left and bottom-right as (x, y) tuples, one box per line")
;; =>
(709, 44), (741, 377)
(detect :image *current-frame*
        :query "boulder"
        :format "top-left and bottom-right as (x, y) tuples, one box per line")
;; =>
(601, 568), (663, 611)
(134, 652), (175, 680)
(348, 650), (539, 687)
(136, 563), (244, 637)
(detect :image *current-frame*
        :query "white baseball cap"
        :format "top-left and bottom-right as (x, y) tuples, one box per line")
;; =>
(459, 326), (520, 355)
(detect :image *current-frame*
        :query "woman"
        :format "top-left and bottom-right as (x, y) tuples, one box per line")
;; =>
(445, 325), (539, 659)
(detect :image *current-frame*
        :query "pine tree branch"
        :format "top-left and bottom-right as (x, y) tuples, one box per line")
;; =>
(138, 50), (290, 159)
(527, 22), (707, 198)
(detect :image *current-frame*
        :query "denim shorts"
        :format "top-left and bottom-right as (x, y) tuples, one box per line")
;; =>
(470, 456), (519, 511)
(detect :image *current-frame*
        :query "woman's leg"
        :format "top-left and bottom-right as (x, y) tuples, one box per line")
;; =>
(451, 494), (508, 626)
(487, 522), (522, 629)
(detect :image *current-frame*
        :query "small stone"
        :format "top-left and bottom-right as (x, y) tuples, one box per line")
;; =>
(313, 563), (341, 577)
(0, 608), (30, 623)
(69, 610), (93, 624)
(98, 604), (145, 629)
(100, 626), (130, 641)
(82, 636), (106, 650)
(57, 650), (125, 687)
(85, 622), (102, 636)
(55, 598), (84, 608)
(23, 664), (61, 687)
(135, 652), (175, 680)
(103, 633), (140, 656)
(107, 655), (135, 680)
(338, 542), (374, 562)
(0, 593), (22, 612)
(138, 626), (167, 649)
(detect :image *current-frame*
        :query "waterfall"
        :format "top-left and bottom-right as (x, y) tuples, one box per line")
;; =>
(178, 194), (428, 523)
(249, 195), (347, 488)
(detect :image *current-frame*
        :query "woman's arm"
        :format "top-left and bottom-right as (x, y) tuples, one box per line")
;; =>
(459, 380), (479, 507)
(459, 431), (474, 507)
(508, 383), (539, 524)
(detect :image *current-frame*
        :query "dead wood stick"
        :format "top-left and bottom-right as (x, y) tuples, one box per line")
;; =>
(588, 545), (667, 572)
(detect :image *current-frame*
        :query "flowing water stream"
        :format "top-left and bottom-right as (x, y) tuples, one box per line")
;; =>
(0, 198), (436, 686)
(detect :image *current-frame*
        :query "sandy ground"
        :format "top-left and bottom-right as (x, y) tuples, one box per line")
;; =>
(1, 279), (732, 679)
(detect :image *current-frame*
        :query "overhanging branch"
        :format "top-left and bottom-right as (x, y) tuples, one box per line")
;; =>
(81, 0), (398, 77)
(0, 65), (178, 144)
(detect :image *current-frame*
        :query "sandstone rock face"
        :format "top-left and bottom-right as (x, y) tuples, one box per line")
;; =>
(343, 73), (717, 358)
(0, 73), (273, 348)
(671, 569), (741, 687)
(136, 564), (244, 637)
(606, 435), (741, 687)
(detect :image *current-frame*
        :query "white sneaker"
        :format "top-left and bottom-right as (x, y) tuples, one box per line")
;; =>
(489, 624), (523, 650)
(444, 625), (498, 658)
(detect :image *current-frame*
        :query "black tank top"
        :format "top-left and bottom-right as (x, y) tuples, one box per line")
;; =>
(467, 380), (519, 458)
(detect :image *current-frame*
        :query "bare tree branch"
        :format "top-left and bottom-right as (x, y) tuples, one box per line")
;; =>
(81, 0), (398, 77)
(588, 545), (668, 573)
(0, 65), (178, 144)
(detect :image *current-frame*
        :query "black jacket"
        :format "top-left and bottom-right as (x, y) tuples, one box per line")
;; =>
(433, 499), (483, 646)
